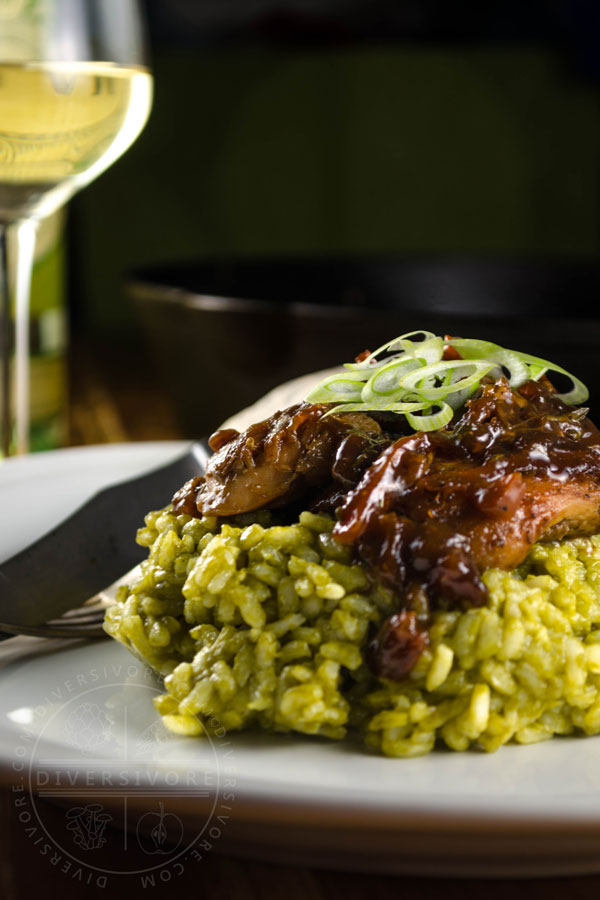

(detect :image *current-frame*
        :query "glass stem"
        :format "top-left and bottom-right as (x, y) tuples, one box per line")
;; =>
(0, 225), (9, 457)
(14, 219), (37, 455)
(0, 219), (38, 457)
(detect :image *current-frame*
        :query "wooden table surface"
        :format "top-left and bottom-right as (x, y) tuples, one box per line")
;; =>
(1, 338), (600, 899)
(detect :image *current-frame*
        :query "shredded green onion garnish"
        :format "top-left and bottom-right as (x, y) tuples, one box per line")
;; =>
(304, 331), (589, 432)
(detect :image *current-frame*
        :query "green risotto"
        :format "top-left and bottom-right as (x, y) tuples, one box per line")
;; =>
(104, 508), (600, 757)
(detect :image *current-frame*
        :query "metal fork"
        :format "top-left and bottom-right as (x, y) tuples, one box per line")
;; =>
(0, 565), (138, 640)
(0, 441), (209, 641)
(0, 601), (109, 640)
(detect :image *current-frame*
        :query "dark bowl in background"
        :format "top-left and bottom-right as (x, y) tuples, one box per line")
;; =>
(128, 256), (600, 436)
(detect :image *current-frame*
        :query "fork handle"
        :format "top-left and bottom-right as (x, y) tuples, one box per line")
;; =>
(0, 440), (210, 636)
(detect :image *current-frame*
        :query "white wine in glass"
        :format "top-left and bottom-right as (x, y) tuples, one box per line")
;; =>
(0, 0), (152, 455)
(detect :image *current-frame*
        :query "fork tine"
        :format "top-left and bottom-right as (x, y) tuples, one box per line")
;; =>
(51, 608), (109, 624)
(0, 606), (109, 639)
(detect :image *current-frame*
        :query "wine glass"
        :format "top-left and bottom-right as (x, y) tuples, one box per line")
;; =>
(0, 0), (152, 456)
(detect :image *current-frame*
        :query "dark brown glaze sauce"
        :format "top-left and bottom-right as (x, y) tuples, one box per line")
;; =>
(172, 403), (387, 518)
(334, 378), (600, 677)
(367, 611), (430, 680)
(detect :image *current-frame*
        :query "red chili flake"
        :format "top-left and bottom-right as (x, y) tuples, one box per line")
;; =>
(442, 341), (462, 361)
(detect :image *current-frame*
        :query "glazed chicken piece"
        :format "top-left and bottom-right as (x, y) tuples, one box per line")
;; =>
(171, 376), (600, 681)
(334, 378), (600, 676)
(172, 403), (385, 518)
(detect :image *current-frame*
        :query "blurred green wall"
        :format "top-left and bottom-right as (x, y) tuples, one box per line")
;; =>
(70, 45), (600, 332)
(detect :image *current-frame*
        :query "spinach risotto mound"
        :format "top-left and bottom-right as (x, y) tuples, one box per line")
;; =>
(104, 507), (600, 757)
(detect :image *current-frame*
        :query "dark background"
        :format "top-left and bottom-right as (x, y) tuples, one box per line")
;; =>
(66, 0), (600, 433)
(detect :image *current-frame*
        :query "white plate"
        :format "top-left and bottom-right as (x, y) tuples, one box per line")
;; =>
(1, 443), (600, 878)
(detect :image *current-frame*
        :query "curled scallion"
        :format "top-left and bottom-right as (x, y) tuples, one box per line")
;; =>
(304, 331), (589, 432)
